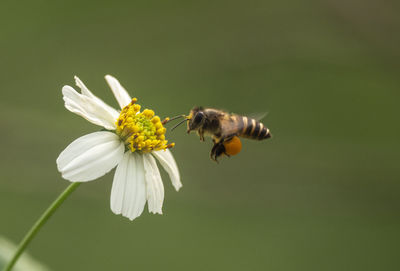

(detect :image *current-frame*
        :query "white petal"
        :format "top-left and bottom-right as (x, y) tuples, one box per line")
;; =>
(74, 76), (96, 98)
(76, 77), (121, 120)
(62, 77), (119, 130)
(57, 131), (124, 182)
(110, 152), (146, 220)
(143, 154), (164, 214)
(105, 75), (132, 109)
(152, 149), (182, 191)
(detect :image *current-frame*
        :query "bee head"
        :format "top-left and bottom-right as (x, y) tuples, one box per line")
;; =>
(187, 106), (205, 133)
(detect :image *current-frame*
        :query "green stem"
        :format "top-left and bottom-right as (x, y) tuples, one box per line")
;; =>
(3, 182), (81, 271)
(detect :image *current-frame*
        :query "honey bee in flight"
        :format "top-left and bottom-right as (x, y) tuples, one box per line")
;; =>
(168, 107), (271, 162)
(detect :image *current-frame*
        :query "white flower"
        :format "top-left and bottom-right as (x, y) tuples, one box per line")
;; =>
(56, 75), (181, 220)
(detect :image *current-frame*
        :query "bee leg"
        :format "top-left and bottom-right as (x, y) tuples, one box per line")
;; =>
(210, 144), (217, 161)
(223, 135), (235, 142)
(210, 142), (225, 162)
(198, 129), (205, 141)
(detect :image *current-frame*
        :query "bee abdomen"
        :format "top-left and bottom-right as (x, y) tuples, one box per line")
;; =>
(240, 116), (271, 140)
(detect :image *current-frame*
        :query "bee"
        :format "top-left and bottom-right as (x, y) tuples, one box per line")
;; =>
(169, 107), (271, 162)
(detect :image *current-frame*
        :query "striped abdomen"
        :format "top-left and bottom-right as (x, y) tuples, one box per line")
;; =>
(235, 116), (271, 140)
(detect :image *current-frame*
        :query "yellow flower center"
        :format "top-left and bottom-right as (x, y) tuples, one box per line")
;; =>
(116, 98), (174, 153)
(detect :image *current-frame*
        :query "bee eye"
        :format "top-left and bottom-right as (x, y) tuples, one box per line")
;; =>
(194, 112), (204, 123)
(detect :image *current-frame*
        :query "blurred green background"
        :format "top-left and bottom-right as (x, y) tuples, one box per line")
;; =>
(1, 0), (399, 270)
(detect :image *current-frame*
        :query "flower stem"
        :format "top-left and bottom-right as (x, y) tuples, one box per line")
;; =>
(3, 182), (81, 271)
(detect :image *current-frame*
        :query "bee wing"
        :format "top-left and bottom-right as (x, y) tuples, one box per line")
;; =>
(219, 115), (243, 137)
(248, 112), (268, 121)
(229, 111), (268, 121)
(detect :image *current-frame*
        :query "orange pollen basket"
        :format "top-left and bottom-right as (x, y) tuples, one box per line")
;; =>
(223, 136), (242, 156)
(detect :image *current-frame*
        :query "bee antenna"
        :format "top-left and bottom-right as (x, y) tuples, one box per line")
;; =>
(170, 118), (189, 131)
(170, 114), (186, 121)
(163, 114), (186, 124)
